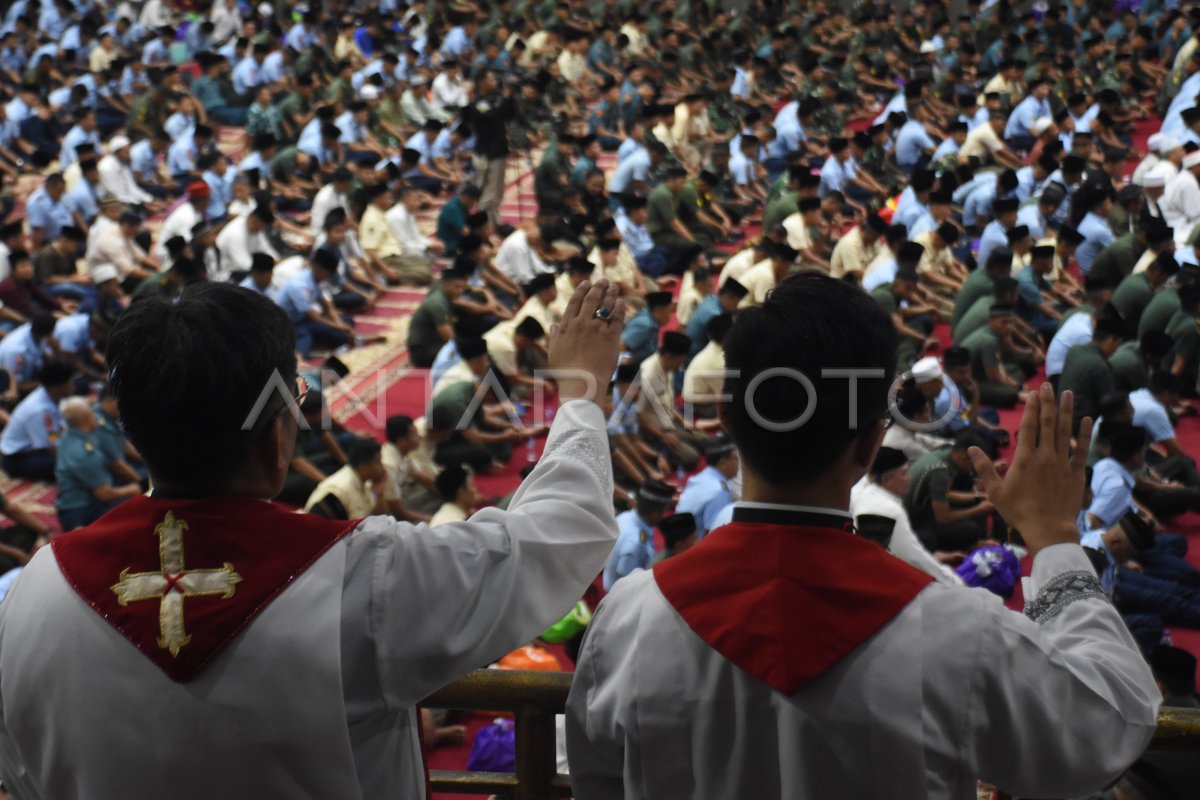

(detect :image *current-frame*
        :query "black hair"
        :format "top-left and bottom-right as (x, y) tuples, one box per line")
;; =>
(721, 273), (896, 484)
(386, 414), (415, 443)
(435, 463), (470, 501)
(106, 283), (296, 493)
(1099, 391), (1132, 421)
(347, 438), (382, 468)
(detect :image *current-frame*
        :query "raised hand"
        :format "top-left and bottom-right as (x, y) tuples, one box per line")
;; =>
(967, 384), (1093, 556)
(548, 279), (626, 405)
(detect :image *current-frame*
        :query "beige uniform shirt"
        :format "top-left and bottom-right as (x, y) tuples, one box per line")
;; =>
(682, 341), (726, 406)
(483, 319), (521, 377)
(737, 259), (778, 308)
(915, 232), (955, 276)
(304, 464), (378, 519)
(634, 353), (675, 431)
(959, 124), (1005, 162)
(829, 228), (877, 279)
(359, 205), (403, 260)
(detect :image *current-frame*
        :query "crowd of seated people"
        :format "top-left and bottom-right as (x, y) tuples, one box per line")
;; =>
(0, 0), (1199, 791)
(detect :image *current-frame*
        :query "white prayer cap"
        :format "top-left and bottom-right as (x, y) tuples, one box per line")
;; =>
(107, 135), (130, 153)
(1159, 136), (1181, 154)
(360, 85), (380, 101)
(256, 2), (272, 16)
(920, 41), (938, 54)
(92, 263), (119, 283)
(1147, 133), (1164, 152)
(1033, 117), (1053, 135)
(1183, 150), (1200, 169)
(912, 356), (943, 383)
(1142, 173), (1167, 188)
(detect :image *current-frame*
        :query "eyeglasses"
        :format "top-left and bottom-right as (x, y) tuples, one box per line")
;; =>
(247, 374), (310, 438)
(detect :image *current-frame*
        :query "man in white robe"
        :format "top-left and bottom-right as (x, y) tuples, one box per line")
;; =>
(850, 446), (964, 585)
(1161, 150), (1200, 244)
(0, 279), (629, 800)
(567, 273), (1159, 800)
(155, 182), (210, 262)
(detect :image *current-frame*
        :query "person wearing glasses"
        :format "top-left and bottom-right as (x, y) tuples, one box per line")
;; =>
(0, 279), (627, 798)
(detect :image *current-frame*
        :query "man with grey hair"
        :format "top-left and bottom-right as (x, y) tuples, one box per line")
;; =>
(53, 396), (141, 531)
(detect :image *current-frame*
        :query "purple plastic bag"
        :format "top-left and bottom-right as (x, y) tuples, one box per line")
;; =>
(956, 545), (1021, 598)
(467, 718), (516, 773)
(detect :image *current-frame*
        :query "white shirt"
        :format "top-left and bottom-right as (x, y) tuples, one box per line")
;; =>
(98, 153), (153, 205)
(430, 73), (468, 110)
(495, 230), (552, 285)
(567, 538), (1159, 800)
(850, 479), (963, 585)
(383, 203), (430, 259)
(215, 216), (280, 282)
(0, 401), (618, 800)
(310, 184), (350, 236)
(155, 202), (201, 261)
(1162, 168), (1200, 243)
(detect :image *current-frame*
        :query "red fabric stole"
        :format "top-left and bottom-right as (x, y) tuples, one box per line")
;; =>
(52, 495), (359, 683)
(654, 521), (934, 695)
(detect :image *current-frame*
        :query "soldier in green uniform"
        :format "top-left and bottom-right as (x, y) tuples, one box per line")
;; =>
(1111, 253), (1179, 333)
(952, 246), (1012, 332)
(904, 430), (997, 552)
(534, 133), (574, 211)
(1163, 284), (1200, 390)
(1139, 265), (1200, 338)
(954, 276), (1021, 344)
(959, 304), (1034, 409)
(1058, 317), (1126, 432)
(1110, 331), (1174, 392)
(871, 268), (936, 367)
(811, 81), (846, 140)
(646, 167), (697, 273)
(1089, 221), (1172, 290)
(406, 265), (470, 368)
(762, 165), (804, 233)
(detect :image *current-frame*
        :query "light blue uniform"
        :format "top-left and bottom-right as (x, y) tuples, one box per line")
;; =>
(676, 466), (734, 537)
(276, 270), (322, 323)
(430, 339), (461, 389)
(0, 386), (63, 455)
(1129, 388), (1175, 444)
(976, 219), (1011, 269)
(0, 324), (45, 382)
(25, 187), (73, 243)
(53, 314), (92, 355)
(602, 510), (656, 590)
(1076, 212), (1115, 275)
(1088, 457), (1136, 529)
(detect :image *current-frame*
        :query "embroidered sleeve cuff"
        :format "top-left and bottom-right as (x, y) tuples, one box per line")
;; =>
(1024, 543), (1112, 623)
(1025, 542), (1098, 595)
(542, 399), (612, 491)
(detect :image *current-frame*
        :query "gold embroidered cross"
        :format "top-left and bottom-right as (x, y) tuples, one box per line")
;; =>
(110, 511), (243, 658)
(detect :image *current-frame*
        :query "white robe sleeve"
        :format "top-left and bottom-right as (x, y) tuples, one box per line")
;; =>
(362, 399), (618, 706)
(969, 543), (1160, 795)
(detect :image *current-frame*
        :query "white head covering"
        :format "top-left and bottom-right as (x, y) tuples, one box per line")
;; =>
(1182, 150), (1200, 169)
(1159, 136), (1181, 155)
(1142, 173), (1167, 189)
(911, 356), (943, 383)
(920, 41), (938, 54)
(107, 135), (131, 153)
(360, 85), (380, 100)
(1147, 133), (1164, 153)
(1033, 117), (1053, 135)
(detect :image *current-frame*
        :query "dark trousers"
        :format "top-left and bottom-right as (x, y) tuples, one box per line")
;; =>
(1137, 484), (1200, 521)
(2, 450), (56, 482)
(1115, 568), (1200, 628)
(978, 381), (1022, 409)
(436, 435), (513, 472)
(294, 317), (352, 359)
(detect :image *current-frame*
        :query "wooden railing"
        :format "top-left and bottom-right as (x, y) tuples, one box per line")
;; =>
(424, 670), (1200, 798)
